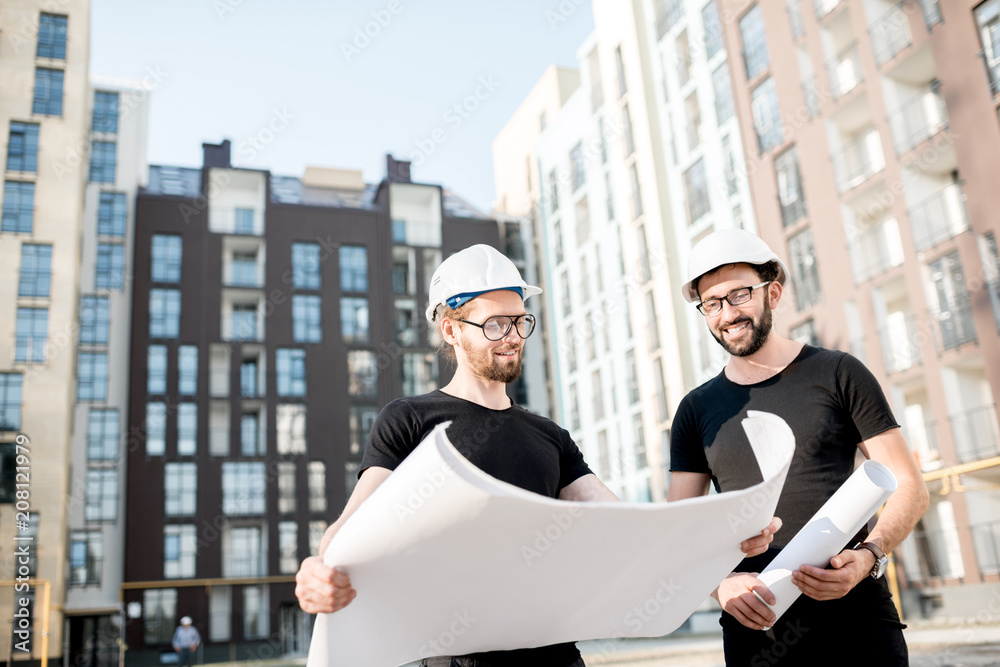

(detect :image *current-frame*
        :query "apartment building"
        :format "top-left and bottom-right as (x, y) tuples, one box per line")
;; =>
(718, 0), (1000, 618)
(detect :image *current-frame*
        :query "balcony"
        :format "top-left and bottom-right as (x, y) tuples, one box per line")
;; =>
(655, 0), (684, 40)
(931, 294), (977, 352)
(971, 521), (1000, 577)
(980, 48), (1000, 98)
(847, 218), (904, 283)
(802, 76), (823, 117)
(827, 42), (864, 100)
(832, 129), (885, 193)
(920, 0), (942, 29)
(906, 525), (964, 580)
(908, 182), (969, 251)
(990, 280), (1000, 333)
(888, 81), (947, 155)
(788, 0), (805, 39)
(878, 313), (921, 373)
(228, 261), (263, 289)
(950, 404), (1000, 463)
(902, 417), (940, 470)
(814, 0), (841, 21)
(869, 1), (913, 67)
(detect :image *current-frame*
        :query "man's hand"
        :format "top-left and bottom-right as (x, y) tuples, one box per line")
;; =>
(791, 547), (874, 601)
(295, 556), (357, 614)
(713, 572), (776, 630)
(741, 517), (781, 558)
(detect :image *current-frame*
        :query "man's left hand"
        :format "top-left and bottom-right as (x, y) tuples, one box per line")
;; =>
(741, 517), (782, 558)
(791, 548), (874, 600)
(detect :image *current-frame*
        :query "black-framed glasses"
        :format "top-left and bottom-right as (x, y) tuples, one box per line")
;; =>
(696, 281), (771, 317)
(457, 314), (536, 341)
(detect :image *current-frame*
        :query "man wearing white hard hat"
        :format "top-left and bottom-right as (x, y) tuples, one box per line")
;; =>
(172, 616), (200, 667)
(294, 244), (775, 665)
(667, 229), (928, 665)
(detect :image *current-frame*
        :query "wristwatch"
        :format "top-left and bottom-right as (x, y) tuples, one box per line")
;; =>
(853, 541), (888, 579)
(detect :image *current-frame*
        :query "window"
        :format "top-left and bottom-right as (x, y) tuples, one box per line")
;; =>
(401, 352), (436, 396)
(69, 531), (102, 586)
(292, 242), (321, 289)
(751, 77), (783, 153)
(548, 170), (560, 213)
(278, 462), (296, 514)
(570, 143), (586, 191)
(676, 30), (692, 86)
(177, 403), (197, 455)
(95, 243), (125, 290)
(565, 325), (577, 373)
(629, 164), (643, 220)
(976, 0), (1000, 96)
(633, 413), (648, 470)
(592, 369), (604, 421)
(97, 192), (127, 237)
(588, 48), (604, 110)
(222, 462), (266, 515)
(143, 589), (177, 645)
(178, 346), (197, 395)
(644, 291), (660, 352)
(340, 246), (368, 292)
(703, 1), (724, 60)
(604, 172), (615, 221)
(77, 352), (108, 401)
(349, 406), (379, 457)
(293, 295), (322, 342)
(6, 122), (39, 172)
(86, 469), (118, 521)
(568, 383), (580, 431)
(151, 235), (182, 283)
(32, 68), (64, 115)
(79, 296), (110, 346)
(241, 411), (262, 456)
(341, 297), (369, 344)
(234, 208), (254, 234)
(394, 298), (418, 347)
(621, 105), (635, 158)
(713, 64), (735, 124)
(683, 158), (710, 224)
(231, 304), (258, 341)
(277, 348), (306, 396)
(15, 307), (47, 362)
(575, 197), (591, 246)
(87, 409), (118, 461)
(597, 430), (610, 479)
(788, 227), (822, 311)
(614, 46), (627, 98)
(308, 461), (327, 513)
(2, 181), (35, 233)
(146, 402), (166, 455)
(277, 404), (307, 454)
(225, 527), (262, 577)
(685, 91), (701, 149)
(0, 375), (24, 431)
(150, 289), (181, 338)
(165, 463), (197, 516)
(92, 91), (119, 133)
(309, 521), (327, 556)
(240, 357), (259, 398)
(348, 351), (378, 399)
(209, 586), (231, 642)
(553, 220), (564, 264)
(626, 349), (640, 404)
(740, 4), (769, 80)
(790, 319), (820, 346)
(775, 146), (807, 226)
(89, 141), (116, 183)
(279, 521), (298, 574)
(653, 360), (669, 423)
(37, 14), (68, 59)
(164, 525), (196, 579)
(147, 345), (167, 394)
(243, 586), (269, 638)
(231, 250), (256, 285)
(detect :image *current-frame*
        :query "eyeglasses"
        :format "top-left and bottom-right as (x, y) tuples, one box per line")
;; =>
(696, 281), (771, 317)
(456, 314), (536, 341)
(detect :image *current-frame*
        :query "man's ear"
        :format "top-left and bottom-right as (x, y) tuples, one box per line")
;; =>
(767, 280), (783, 308)
(441, 318), (460, 346)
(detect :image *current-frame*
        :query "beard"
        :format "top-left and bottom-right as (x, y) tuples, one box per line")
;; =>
(710, 298), (772, 357)
(460, 337), (523, 383)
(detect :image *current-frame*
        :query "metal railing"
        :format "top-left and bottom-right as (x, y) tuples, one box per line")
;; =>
(920, 0), (942, 29)
(950, 404), (1000, 463)
(990, 280), (1000, 333)
(832, 128), (885, 192)
(930, 294), (977, 352)
(888, 81), (947, 155)
(813, 0), (841, 21)
(971, 521), (1000, 577)
(827, 42), (864, 100)
(846, 218), (904, 283)
(980, 48), (1000, 98)
(905, 526), (963, 581)
(878, 313), (921, 374)
(908, 181), (969, 251)
(869, 0), (913, 67)
(655, 0), (684, 40)
(788, 0), (805, 39)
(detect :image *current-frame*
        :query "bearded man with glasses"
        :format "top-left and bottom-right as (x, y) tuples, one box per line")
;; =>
(668, 229), (928, 666)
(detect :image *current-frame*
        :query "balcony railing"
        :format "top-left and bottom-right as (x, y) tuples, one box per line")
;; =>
(990, 280), (1000, 333)
(888, 81), (947, 155)
(827, 42), (864, 100)
(878, 313), (921, 373)
(229, 265), (263, 288)
(908, 181), (969, 251)
(832, 128), (885, 192)
(971, 521), (1000, 577)
(788, 0), (805, 39)
(980, 48), (1000, 98)
(920, 0), (942, 29)
(930, 294), (977, 352)
(814, 0), (841, 21)
(802, 75), (823, 117)
(950, 404), (1000, 463)
(846, 218), (904, 283)
(869, 1), (913, 67)
(655, 0), (684, 40)
(904, 526), (961, 581)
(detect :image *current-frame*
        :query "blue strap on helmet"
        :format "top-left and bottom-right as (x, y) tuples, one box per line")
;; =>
(445, 287), (524, 310)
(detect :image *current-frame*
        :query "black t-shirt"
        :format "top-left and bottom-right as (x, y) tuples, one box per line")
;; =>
(670, 346), (898, 568)
(359, 389), (593, 666)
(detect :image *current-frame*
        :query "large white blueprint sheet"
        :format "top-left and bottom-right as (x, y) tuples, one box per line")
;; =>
(307, 411), (795, 667)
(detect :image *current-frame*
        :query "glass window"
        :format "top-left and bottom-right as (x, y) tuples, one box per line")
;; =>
(95, 243), (125, 290)
(231, 250), (255, 286)
(308, 461), (327, 513)
(713, 64), (735, 124)
(276, 348), (306, 396)
(177, 403), (197, 455)
(6, 122), (40, 172)
(279, 521), (298, 574)
(625, 349), (640, 404)
(240, 357), (259, 398)
(32, 68), (64, 115)
(548, 169), (560, 213)
(151, 235), (182, 283)
(278, 462), (296, 514)
(722, 134), (739, 197)
(89, 141), (116, 183)
(165, 462), (197, 516)
(147, 345), (167, 394)
(178, 346), (197, 395)
(0, 375), (23, 432)
(15, 307), (47, 362)
(293, 295), (322, 343)
(676, 30), (692, 86)
(77, 352), (108, 401)
(629, 164), (643, 220)
(394, 298), (418, 347)
(2, 181), (35, 233)
(277, 404), (307, 455)
(143, 589), (177, 645)
(146, 402), (166, 455)
(740, 4), (770, 80)
(775, 145), (807, 226)
(150, 289), (181, 338)
(592, 369), (604, 421)
(615, 46), (627, 98)
(85, 469), (118, 521)
(702, 1), (724, 60)
(87, 408), (118, 461)
(234, 208), (255, 234)
(225, 527), (262, 577)
(349, 406), (379, 457)
(790, 318), (820, 346)
(309, 521), (327, 556)
(341, 297), (370, 344)
(570, 142), (586, 191)
(751, 77), (783, 153)
(339, 246), (368, 292)
(645, 291), (660, 352)
(222, 462), (266, 515)
(69, 531), (102, 586)
(621, 105), (635, 158)
(568, 383), (580, 431)
(292, 242), (321, 289)
(788, 227), (823, 311)
(37, 14), (68, 59)
(683, 158), (710, 224)
(231, 304), (258, 341)
(80, 296), (110, 345)
(401, 352), (436, 397)
(348, 350), (378, 399)
(164, 525), (196, 579)
(92, 91), (119, 133)
(685, 91), (701, 149)
(976, 0), (1000, 96)
(392, 247), (416, 295)
(243, 585), (269, 638)
(97, 192), (127, 237)
(241, 411), (261, 456)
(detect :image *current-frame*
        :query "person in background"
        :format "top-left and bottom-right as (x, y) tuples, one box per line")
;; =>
(172, 616), (201, 667)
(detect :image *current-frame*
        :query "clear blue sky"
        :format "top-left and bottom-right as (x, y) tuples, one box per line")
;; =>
(90, 0), (595, 212)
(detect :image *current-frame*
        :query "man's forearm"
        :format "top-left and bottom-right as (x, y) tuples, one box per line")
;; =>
(865, 474), (929, 555)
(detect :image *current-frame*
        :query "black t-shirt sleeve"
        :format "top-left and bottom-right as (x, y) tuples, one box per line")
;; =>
(669, 393), (711, 474)
(557, 428), (593, 490)
(359, 399), (422, 475)
(835, 353), (900, 441)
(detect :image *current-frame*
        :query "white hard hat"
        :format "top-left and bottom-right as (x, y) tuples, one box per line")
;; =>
(180, 617), (192, 625)
(425, 244), (542, 322)
(681, 228), (789, 303)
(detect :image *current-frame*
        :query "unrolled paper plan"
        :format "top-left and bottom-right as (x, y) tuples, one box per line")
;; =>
(307, 411), (797, 667)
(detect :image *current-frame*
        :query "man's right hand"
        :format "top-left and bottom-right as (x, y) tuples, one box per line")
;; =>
(713, 572), (776, 630)
(294, 556), (356, 614)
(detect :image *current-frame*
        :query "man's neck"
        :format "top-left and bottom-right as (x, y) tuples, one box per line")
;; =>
(724, 333), (804, 385)
(441, 367), (511, 410)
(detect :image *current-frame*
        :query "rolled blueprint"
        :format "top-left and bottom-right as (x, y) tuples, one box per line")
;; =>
(753, 454), (897, 624)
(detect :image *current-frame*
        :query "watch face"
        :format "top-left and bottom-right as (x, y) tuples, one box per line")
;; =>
(873, 557), (888, 579)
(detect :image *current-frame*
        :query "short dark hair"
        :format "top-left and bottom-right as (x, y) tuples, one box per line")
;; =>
(694, 260), (781, 300)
